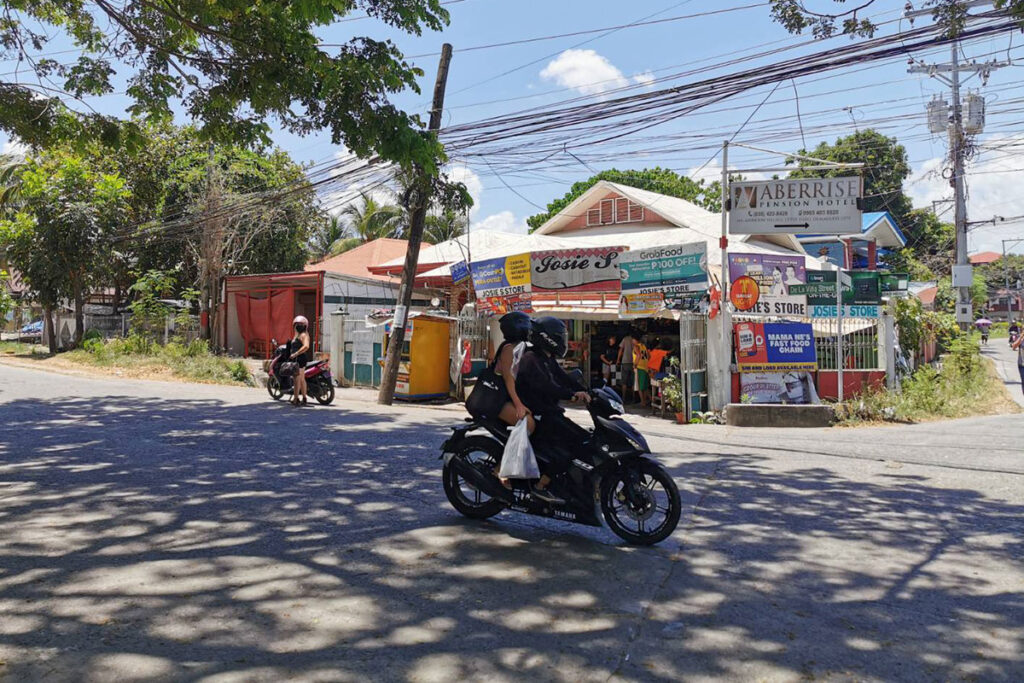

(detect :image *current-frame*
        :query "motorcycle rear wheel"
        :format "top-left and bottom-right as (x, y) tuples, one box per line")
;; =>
(267, 375), (284, 401)
(600, 460), (681, 546)
(442, 436), (505, 520)
(315, 382), (335, 405)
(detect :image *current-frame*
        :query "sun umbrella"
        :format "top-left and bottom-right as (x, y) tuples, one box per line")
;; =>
(975, 317), (993, 326)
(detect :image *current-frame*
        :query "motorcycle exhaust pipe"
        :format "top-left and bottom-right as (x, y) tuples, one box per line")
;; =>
(450, 456), (514, 504)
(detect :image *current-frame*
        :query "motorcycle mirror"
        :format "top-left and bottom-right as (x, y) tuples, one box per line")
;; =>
(271, 338), (277, 346)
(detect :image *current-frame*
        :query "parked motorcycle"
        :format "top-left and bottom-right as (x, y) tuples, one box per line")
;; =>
(439, 380), (681, 546)
(266, 339), (335, 405)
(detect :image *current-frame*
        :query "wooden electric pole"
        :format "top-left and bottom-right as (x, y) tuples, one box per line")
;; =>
(378, 43), (453, 405)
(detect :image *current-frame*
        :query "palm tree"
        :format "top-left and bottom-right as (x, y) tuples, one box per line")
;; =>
(309, 214), (350, 261)
(424, 209), (468, 244)
(0, 154), (25, 211)
(341, 192), (406, 241)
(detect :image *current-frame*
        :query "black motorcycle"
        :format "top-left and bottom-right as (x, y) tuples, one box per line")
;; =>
(440, 381), (682, 546)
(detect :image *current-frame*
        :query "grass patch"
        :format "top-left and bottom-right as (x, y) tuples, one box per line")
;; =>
(64, 335), (253, 386)
(0, 340), (48, 357)
(836, 338), (1020, 424)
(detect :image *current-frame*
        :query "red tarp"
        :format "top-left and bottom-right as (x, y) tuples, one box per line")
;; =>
(235, 291), (295, 352)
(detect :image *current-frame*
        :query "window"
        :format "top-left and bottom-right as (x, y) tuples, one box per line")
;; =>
(585, 197), (645, 226)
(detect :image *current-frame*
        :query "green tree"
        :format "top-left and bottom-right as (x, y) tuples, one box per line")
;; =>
(1, 0), (450, 174)
(0, 148), (129, 349)
(769, 0), (1024, 38)
(788, 130), (913, 223)
(341, 193), (407, 241)
(526, 168), (717, 231)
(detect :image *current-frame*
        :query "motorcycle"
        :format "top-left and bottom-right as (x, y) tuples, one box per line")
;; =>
(266, 339), (335, 405)
(439, 379), (682, 546)
(1010, 329), (1019, 347)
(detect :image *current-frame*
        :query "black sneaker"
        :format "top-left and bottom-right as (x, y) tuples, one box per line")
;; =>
(530, 485), (565, 506)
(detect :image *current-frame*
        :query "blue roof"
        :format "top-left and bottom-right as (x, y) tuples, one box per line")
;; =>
(862, 211), (907, 246)
(797, 211), (906, 247)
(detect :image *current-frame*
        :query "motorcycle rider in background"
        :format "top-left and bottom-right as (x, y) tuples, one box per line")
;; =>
(515, 316), (591, 504)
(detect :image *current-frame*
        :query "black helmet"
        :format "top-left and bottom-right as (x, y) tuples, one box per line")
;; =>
(531, 316), (567, 358)
(499, 311), (531, 343)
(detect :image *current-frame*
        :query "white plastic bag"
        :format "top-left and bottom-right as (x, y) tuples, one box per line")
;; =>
(499, 418), (540, 480)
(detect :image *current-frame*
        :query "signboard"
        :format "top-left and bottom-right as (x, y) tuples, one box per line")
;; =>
(530, 247), (623, 294)
(729, 177), (863, 235)
(848, 272), (881, 305)
(740, 372), (818, 405)
(351, 328), (374, 365)
(728, 252), (808, 316)
(734, 321), (817, 372)
(450, 260), (470, 285)
(880, 273), (909, 294)
(471, 253), (533, 316)
(809, 304), (880, 318)
(619, 243), (708, 296)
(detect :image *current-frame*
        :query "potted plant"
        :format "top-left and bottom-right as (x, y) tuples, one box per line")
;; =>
(660, 358), (686, 423)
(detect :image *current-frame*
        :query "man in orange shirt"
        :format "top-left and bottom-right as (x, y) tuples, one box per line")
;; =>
(648, 341), (670, 380)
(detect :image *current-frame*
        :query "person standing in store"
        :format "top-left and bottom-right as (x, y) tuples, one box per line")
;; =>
(634, 335), (651, 408)
(600, 334), (619, 386)
(617, 328), (635, 403)
(1012, 330), (1024, 397)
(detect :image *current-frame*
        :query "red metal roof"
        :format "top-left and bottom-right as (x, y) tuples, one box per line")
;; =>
(968, 251), (1002, 265)
(306, 238), (421, 282)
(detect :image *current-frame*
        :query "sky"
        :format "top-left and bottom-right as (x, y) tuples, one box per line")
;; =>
(4, 0), (1024, 255)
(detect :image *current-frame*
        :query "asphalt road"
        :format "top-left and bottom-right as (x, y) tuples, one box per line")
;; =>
(0, 362), (1022, 682)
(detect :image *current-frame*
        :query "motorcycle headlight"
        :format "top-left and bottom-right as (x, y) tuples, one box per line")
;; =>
(610, 400), (624, 414)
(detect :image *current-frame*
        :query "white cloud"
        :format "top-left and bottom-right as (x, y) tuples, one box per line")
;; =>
(471, 210), (528, 234)
(540, 50), (652, 98)
(632, 71), (656, 88)
(2, 138), (27, 157)
(908, 134), (1024, 253)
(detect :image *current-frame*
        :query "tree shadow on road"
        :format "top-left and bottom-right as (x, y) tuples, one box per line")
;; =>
(0, 394), (1021, 681)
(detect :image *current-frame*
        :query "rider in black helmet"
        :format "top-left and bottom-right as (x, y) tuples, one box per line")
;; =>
(515, 316), (590, 504)
(494, 311), (534, 433)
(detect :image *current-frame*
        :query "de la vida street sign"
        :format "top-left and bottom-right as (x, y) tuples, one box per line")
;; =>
(728, 177), (863, 235)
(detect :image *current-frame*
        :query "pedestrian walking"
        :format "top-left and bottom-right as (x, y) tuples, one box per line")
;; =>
(1012, 330), (1024, 397)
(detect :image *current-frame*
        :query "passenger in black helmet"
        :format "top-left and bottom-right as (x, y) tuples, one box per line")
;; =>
(515, 316), (590, 504)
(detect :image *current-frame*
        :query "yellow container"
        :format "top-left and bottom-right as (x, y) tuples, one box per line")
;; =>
(385, 314), (452, 400)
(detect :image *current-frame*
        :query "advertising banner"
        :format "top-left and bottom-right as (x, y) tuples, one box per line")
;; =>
(729, 177), (863, 235)
(728, 252), (808, 317)
(740, 372), (819, 405)
(734, 321), (817, 372)
(619, 292), (665, 318)
(619, 242), (708, 296)
(470, 253), (533, 316)
(530, 247), (624, 294)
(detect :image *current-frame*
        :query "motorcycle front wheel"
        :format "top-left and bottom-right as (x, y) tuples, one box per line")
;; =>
(267, 375), (284, 400)
(315, 381), (335, 405)
(442, 436), (505, 520)
(600, 459), (681, 546)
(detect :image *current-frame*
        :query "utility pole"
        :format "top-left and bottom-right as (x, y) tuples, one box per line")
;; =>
(378, 43), (453, 405)
(907, 1), (1008, 328)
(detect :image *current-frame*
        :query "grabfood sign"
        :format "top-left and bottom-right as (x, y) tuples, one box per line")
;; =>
(729, 177), (862, 235)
